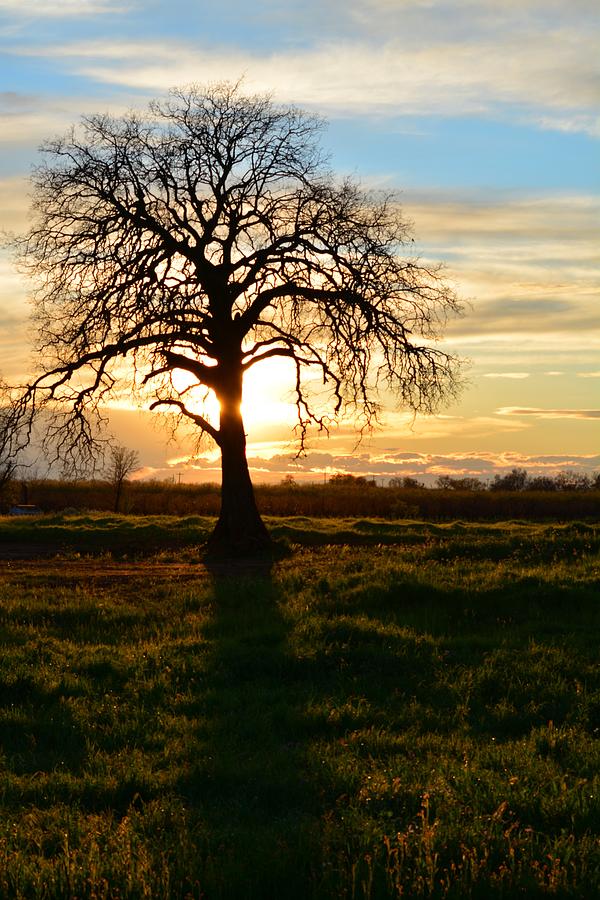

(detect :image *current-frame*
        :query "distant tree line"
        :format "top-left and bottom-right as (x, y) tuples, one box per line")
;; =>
(1, 466), (598, 522)
(388, 468), (600, 492)
(320, 468), (599, 492)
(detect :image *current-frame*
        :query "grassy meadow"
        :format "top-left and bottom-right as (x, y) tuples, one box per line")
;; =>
(0, 514), (599, 897)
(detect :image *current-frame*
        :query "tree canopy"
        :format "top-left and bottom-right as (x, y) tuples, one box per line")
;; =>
(10, 82), (462, 553)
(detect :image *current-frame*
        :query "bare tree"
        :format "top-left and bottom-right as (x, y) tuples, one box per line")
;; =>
(436, 475), (485, 491)
(10, 82), (462, 554)
(0, 455), (16, 510)
(490, 468), (529, 492)
(389, 476), (425, 489)
(0, 380), (21, 507)
(107, 445), (140, 513)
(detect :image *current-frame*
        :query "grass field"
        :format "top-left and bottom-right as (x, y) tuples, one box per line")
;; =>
(0, 514), (598, 898)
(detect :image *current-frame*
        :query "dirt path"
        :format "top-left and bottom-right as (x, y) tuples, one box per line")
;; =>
(0, 556), (205, 581)
(0, 553), (276, 582)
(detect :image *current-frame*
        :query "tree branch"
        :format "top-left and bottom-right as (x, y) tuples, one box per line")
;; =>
(160, 350), (219, 389)
(149, 398), (221, 446)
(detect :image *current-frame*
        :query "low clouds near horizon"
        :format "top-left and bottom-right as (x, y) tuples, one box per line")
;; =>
(148, 448), (600, 485)
(497, 407), (600, 420)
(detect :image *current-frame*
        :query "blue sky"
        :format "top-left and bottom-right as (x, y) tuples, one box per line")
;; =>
(0, 0), (598, 482)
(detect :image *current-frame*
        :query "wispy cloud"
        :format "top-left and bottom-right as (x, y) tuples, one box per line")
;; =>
(0, 175), (30, 230)
(159, 446), (600, 484)
(482, 372), (530, 379)
(577, 371), (600, 378)
(497, 407), (600, 419)
(9, 22), (599, 135)
(0, 91), (143, 146)
(0, 0), (130, 16)
(404, 193), (600, 352)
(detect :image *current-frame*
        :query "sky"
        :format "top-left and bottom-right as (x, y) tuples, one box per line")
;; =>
(0, 0), (598, 484)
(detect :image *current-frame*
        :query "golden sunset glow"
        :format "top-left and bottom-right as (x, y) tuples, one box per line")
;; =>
(0, 0), (597, 484)
(166, 357), (299, 434)
(242, 358), (300, 431)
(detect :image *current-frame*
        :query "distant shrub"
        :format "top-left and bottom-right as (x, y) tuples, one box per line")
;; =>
(554, 470), (593, 491)
(389, 476), (425, 489)
(490, 467), (529, 491)
(527, 476), (558, 491)
(329, 473), (376, 487)
(436, 475), (486, 491)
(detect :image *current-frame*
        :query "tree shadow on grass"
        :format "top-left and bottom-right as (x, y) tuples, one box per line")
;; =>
(176, 560), (325, 899)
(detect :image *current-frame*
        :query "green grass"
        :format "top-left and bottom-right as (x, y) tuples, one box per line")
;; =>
(0, 511), (216, 557)
(0, 517), (598, 897)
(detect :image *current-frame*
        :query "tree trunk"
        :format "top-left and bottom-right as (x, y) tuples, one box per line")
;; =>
(207, 364), (271, 556)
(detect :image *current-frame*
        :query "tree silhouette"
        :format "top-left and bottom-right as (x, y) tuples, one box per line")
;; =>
(107, 445), (140, 513)
(11, 82), (462, 554)
(0, 380), (21, 503)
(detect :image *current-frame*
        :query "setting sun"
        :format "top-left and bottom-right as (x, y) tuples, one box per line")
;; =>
(168, 355), (299, 434)
(244, 358), (298, 429)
